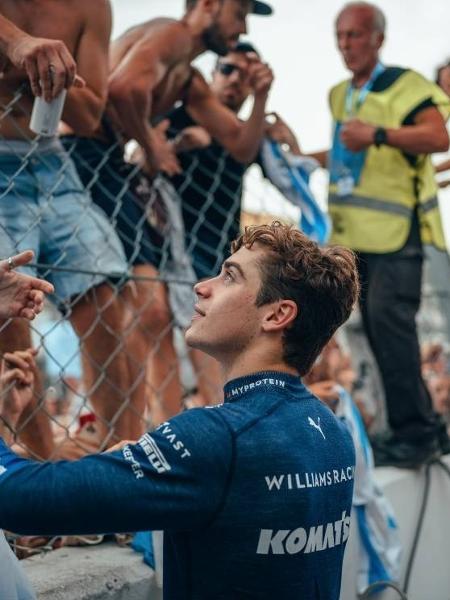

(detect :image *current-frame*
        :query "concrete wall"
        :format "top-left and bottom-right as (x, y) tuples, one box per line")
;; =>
(23, 544), (161, 600)
(341, 455), (450, 600)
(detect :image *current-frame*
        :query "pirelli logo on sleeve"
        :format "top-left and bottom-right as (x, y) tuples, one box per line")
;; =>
(256, 511), (351, 555)
(138, 434), (171, 474)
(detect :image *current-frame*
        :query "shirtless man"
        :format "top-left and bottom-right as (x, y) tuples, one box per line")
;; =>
(66, 0), (274, 430)
(108, 0), (273, 173)
(0, 1), (130, 457)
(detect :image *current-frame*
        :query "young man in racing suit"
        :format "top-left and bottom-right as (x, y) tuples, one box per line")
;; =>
(0, 222), (358, 599)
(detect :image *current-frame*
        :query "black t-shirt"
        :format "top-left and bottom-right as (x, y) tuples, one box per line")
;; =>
(167, 105), (247, 279)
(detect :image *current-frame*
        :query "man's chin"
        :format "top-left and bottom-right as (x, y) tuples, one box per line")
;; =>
(203, 29), (229, 56)
(221, 93), (240, 111)
(184, 327), (202, 350)
(185, 328), (216, 360)
(343, 57), (357, 71)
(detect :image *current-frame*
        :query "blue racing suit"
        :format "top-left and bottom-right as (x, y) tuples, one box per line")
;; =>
(0, 371), (355, 599)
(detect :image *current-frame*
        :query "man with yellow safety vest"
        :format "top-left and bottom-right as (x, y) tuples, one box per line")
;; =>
(322, 2), (450, 468)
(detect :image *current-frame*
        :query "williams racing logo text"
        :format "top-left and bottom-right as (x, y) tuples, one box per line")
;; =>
(264, 466), (355, 491)
(256, 511), (351, 555)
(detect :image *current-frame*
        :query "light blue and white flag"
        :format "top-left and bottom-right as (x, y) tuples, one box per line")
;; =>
(337, 387), (402, 594)
(260, 139), (331, 245)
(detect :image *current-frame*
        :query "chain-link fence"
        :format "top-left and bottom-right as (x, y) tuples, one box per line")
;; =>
(1, 86), (450, 558)
(0, 86), (306, 556)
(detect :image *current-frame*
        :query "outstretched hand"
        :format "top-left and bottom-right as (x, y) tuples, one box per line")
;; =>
(172, 126), (211, 154)
(0, 348), (37, 430)
(105, 439), (136, 453)
(0, 250), (54, 320)
(247, 55), (274, 97)
(265, 112), (301, 154)
(146, 119), (182, 177)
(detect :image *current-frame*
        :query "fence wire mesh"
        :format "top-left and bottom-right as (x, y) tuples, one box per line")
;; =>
(1, 86), (450, 558)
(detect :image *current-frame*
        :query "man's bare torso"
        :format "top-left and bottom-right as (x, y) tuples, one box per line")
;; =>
(109, 18), (194, 122)
(0, 0), (86, 138)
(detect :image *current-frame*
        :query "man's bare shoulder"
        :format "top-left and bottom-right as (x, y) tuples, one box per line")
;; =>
(71, 0), (109, 13)
(72, 0), (111, 24)
(117, 18), (193, 60)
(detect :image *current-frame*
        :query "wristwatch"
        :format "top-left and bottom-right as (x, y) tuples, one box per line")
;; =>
(373, 127), (388, 148)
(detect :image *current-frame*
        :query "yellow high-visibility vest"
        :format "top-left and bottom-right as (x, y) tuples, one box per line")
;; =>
(328, 67), (450, 252)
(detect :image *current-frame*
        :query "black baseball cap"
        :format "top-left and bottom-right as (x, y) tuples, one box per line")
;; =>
(251, 1), (273, 16)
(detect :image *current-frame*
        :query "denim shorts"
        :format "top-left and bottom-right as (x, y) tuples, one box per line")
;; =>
(0, 138), (128, 305)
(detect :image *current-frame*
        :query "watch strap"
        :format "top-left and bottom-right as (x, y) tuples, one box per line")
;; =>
(374, 127), (387, 148)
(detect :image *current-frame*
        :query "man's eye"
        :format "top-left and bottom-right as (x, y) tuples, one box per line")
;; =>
(223, 270), (234, 282)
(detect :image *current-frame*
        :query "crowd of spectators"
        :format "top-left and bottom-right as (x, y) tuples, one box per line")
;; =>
(0, 0), (449, 588)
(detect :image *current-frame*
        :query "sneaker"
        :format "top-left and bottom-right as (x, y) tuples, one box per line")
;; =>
(372, 433), (441, 469)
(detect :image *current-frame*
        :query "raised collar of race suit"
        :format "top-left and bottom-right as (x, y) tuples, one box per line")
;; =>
(223, 370), (308, 403)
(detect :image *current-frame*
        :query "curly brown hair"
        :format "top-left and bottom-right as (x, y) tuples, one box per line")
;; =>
(231, 222), (360, 376)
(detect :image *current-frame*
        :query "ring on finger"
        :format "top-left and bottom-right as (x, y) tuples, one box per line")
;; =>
(48, 63), (56, 82)
(7, 256), (15, 271)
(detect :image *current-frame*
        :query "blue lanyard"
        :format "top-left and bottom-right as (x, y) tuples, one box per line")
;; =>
(344, 62), (385, 117)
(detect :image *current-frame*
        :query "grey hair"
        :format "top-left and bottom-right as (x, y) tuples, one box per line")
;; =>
(338, 2), (386, 34)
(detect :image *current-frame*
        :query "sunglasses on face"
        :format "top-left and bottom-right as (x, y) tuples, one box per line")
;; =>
(216, 63), (246, 78)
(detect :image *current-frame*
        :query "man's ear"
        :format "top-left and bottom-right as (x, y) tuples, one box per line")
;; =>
(198, 0), (222, 18)
(372, 31), (384, 50)
(261, 300), (298, 333)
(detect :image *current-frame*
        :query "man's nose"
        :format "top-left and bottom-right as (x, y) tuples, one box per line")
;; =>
(194, 278), (213, 298)
(337, 33), (350, 50)
(229, 69), (242, 83)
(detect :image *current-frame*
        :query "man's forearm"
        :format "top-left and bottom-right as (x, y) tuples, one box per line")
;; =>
(230, 93), (268, 164)
(307, 150), (328, 169)
(0, 405), (22, 445)
(288, 140), (302, 156)
(0, 411), (226, 536)
(0, 440), (150, 536)
(0, 14), (26, 58)
(108, 84), (155, 157)
(0, 416), (15, 446)
(436, 158), (450, 173)
(384, 124), (449, 155)
(63, 88), (106, 136)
